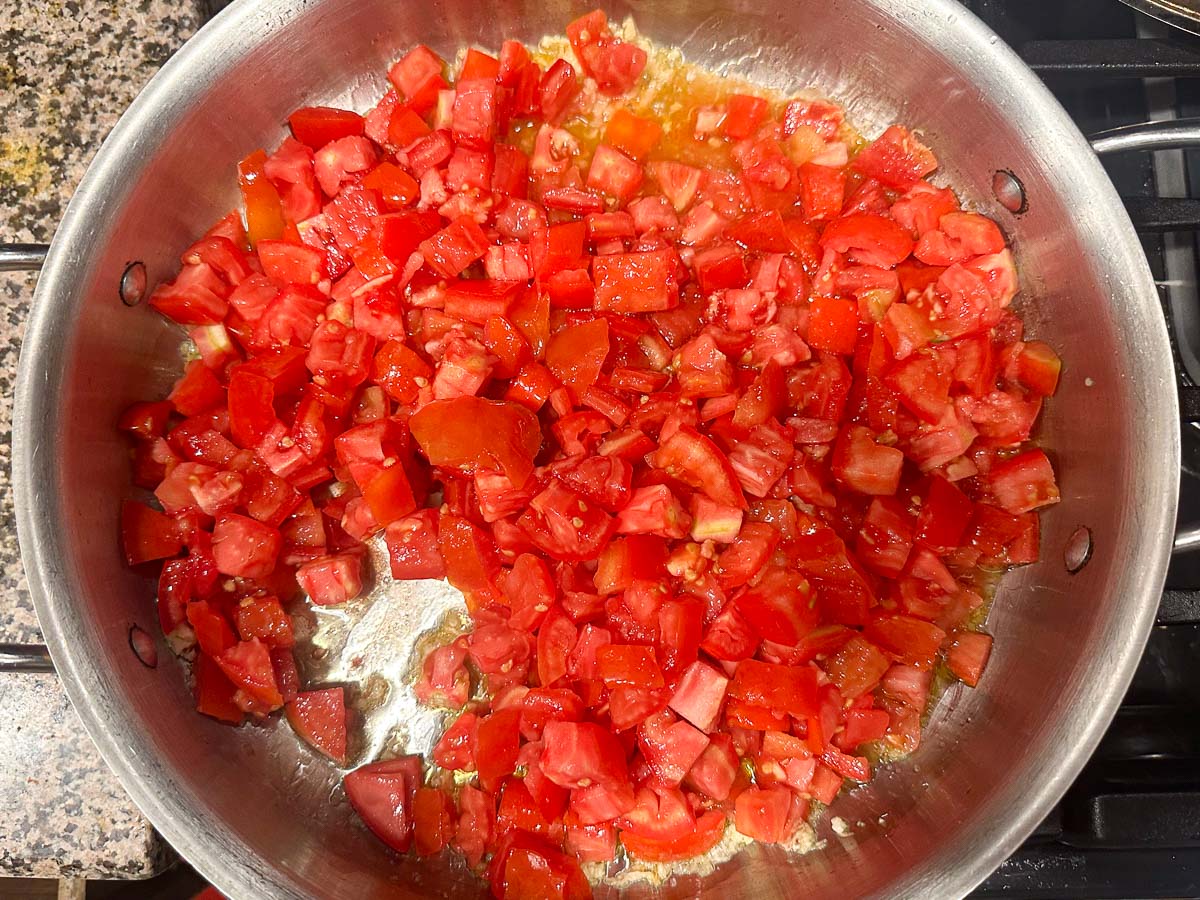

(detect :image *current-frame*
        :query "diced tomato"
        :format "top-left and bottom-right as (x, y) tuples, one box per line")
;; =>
(668, 660), (729, 732)
(410, 396), (541, 485)
(1004, 340), (1061, 397)
(212, 514), (281, 579)
(121, 500), (182, 565)
(852, 125), (938, 190)
(540, 58), (580, 123)
(832, 425), (904, 495)
(822, 635), (890, 699)
(237, 150), (286, 248)
(987, 449), (1060, 514)
(388, 45), (446, 103)
(419, 216), (490, 278)
(385, 509), (445, 580)
(615, 484), (691, 540)
(540, 721), (630, 790)
(216, 638), (284, 709)
(344, 755), (423, 852)
(288, 106), (364, 149)
(807, 297), (859, 355)
(946, 631), (993, 687)
(546, 318), (610, 404)
(734, 785), (793, 843)
(285, 688), (347, 764)
(295, 553), (363, 605)
(605, 109), (663, 160)
(587, 144), (644, 203)
(593, 250), (679, 313)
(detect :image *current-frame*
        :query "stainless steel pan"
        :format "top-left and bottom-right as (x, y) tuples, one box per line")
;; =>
(3, 0), (1186, 896)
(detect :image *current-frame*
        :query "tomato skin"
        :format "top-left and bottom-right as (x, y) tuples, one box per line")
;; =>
(194, 651), (244, 724)
(864, 615), (947, 670)
(187, 601), (237, 658)
(236, 150), (286, 248)
(119, 401), (174, 442)
(285, 687), (347, 764)
(121, 500), (183, 565)
(413, 787), (457, 856)
(169, 360), (225, 417)
(729, 659), (820, 717)
(344, 755), (423, 853)
(597, 644), (665, 688)
(475, 708), (523, 791)
(916, 475), (972, 554)
(538, 58), (580, 124)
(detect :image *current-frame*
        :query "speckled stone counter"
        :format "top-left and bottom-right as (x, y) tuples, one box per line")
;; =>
(0, 0), (206, 878)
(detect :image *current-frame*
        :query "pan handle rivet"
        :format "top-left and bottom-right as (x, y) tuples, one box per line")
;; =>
(120, 261), (147, 306)
(1064, 526), (1093, 574)
(992, 170), (1027, 214)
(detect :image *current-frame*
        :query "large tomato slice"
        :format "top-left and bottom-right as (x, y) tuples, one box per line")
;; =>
(409, 396), (542, 485)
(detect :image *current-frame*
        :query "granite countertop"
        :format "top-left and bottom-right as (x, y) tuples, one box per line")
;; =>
(0, 0), (207, 879)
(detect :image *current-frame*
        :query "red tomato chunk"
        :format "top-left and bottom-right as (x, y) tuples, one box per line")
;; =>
(120, 11), (1060, 898)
